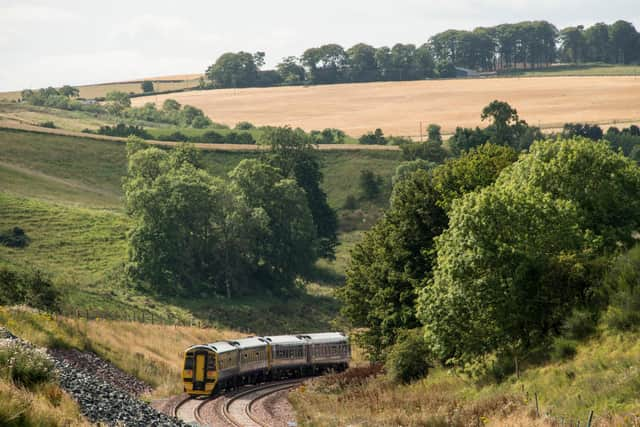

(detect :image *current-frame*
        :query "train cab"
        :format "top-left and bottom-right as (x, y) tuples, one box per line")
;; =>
(182, 341), (238, 396)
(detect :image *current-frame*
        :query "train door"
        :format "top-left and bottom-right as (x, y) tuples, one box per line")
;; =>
(193, 351), (207, 391)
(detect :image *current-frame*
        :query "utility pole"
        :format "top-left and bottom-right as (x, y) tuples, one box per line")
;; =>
(419, 121), (423, 142)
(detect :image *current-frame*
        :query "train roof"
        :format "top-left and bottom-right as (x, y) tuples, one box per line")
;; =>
(297, 332), (348, 344)
(228, 337), (266, 350)
(262, 335), (305, 345)
(205, 341), (238, 353)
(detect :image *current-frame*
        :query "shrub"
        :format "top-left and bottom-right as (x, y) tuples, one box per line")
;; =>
(603, 245), (640, 331)
(359, 128), (387, 145)
(551, 337), (578, 361)
(0, 268), (60, 311)
(359, 169), (384, 200)
(0, 342), (56, 389)
(97, 123), (150, 139)
(235, 121), (255, 130)
(560, 308), (597, 340)
(0, 227), (30, 248)
(157, 131), (188, 142)
(191, 115), (210, 129)
(385, 329), (432, 384)
(38, 121), (56, 129)
(196, 130), (225, 144)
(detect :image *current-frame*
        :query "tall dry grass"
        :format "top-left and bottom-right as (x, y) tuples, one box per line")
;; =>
(0, 306), (240, 397)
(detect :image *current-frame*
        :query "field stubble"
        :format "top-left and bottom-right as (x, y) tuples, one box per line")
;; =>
(134, 76), (640, 137)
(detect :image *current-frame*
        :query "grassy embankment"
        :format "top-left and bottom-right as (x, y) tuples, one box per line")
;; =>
(499, 63), (640, 77)
(291, 328), (640, 426)
(0, 128), (401, 333)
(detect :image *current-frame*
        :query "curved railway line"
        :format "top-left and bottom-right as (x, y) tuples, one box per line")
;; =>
(172, 379), (302, 426)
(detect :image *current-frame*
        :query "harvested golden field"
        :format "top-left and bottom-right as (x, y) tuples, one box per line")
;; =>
(133, 76), (640, 137)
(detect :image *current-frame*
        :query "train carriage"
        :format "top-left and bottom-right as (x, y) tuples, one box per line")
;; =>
(299, 332), (350, 373)
(263, 335), (308, 379)
(230, 337), (269, 383)
(182, 341), (238, 395)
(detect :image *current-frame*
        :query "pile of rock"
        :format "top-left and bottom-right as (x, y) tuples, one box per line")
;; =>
(48, 348), (152, 396)
(0, 327), (185, 427)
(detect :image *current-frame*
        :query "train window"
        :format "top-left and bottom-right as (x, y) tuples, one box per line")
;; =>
(207, 357), (216, 371)
(184, 356), (194, 369)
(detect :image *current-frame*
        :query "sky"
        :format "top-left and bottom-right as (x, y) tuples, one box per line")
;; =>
(1, 0), (639, 91)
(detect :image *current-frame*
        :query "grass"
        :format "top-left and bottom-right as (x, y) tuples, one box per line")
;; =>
(500, 63), (640, 77)
(0, 306), (238, 397)
(290, 329), (640, 426)
(0, 378), (90, 427)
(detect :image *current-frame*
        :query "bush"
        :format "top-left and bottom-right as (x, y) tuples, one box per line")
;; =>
(551, 337), (578, 361)
(385, 329), (432, 384)
(0, 268), (60, 311)
(0, 227), (30, 248)
(359, 169), (384, 200)
(235, 121), (255, 130)
(97, 123), (150, 139)
(197, 130), (225, 144)
(157, 131), (188, 142)
(191, 115), (210, 129)
(560, 308), (597, 340)
(225, 131), (256, 144)
(359, 128), (387, 145)
(603, 245), (640, 331)
(38, 121), (56, 129)
(0, 342), (56, 389)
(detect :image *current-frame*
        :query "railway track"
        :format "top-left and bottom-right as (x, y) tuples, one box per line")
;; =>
(222, 379), (302, 427)
(171, 379), (301, 426)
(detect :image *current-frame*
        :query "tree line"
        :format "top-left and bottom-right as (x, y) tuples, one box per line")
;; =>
(205, 19), (639, 88)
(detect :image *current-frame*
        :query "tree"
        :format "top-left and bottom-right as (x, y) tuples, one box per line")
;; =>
(341, 169), (447, 358)
(162, 99), (181, 112)
(206, 51), (260, 88)
(302, 44), (348, 84)
(418, 181), (591, 364)
(141, 80), (154, 93)
(347, 43), (378, 82)
(359, 170), (383, 200)
(105, 91), (131, 113)
(59, 85), (79, 98)
(261, 126), (338, 259)
(229, 159), (317, 289)
(560, 26), (586, 63)
(498, 138), (640, 249)
(359, 128), (387, 145)
(609, 20), (639, 64)
(276, 56), (306, 83)
(584, 23), (610, 62)
(481, 100), (534, 149)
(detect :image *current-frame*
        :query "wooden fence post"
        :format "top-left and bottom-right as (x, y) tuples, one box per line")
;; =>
(586, 410), (593, 427)
(535, 393), (539, 418)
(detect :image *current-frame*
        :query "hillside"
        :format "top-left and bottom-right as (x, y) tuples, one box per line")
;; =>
(0, 128), (402, 333)
(132, 76), (640, 137)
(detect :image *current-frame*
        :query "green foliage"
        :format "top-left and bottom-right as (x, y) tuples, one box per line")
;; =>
(0, 267), (60, 311)
(419, 182), (591, 363)
(431, 143), (518, 211)
(603, 245), (640, 331)
(359, 128), (387, 145)
(561, 308), (597, 340)
(359, 169), (383, 200)
(124, 138), (317, 297)
(0, 342), (56, 389)
(392, 159), (436, 186)
(38, 121), (56, 129)
(105, 91), (131, 113)
(551, 337), (578, 361)
(235, 121), (255, 130)
(96, 123), (150, 139)
(140, 80), (154, 93)
(0, 227), (30, 248)
(206, 51), (262, 88)
(563, 123), (603, 141)
(385, 329), (432, 384)
(499, 138), (640, 249)
(401, 141), (448, 163)
(262, 126), (338, 259)
(341, 170), (447, 358)
(342, 195), (358, 210)
(310, 128), (346, 144)
(121, 101), (211, 128)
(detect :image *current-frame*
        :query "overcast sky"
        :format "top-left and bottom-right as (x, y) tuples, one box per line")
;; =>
(1, 0), (638, 91)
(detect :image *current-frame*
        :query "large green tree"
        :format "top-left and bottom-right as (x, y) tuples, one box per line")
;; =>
(206, 51), (261, 88)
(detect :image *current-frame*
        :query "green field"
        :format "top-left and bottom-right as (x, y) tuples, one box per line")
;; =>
(500, 63), (640, 77)
(0, 128), (402, 332)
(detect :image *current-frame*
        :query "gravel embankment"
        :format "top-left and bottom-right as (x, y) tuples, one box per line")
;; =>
(0, 327), (185, 427)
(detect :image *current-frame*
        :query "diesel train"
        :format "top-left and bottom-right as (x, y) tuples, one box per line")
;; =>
(182, 332), (350, 396)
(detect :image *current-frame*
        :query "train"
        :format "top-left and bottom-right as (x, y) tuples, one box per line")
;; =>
(182, 332), (350, 396)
